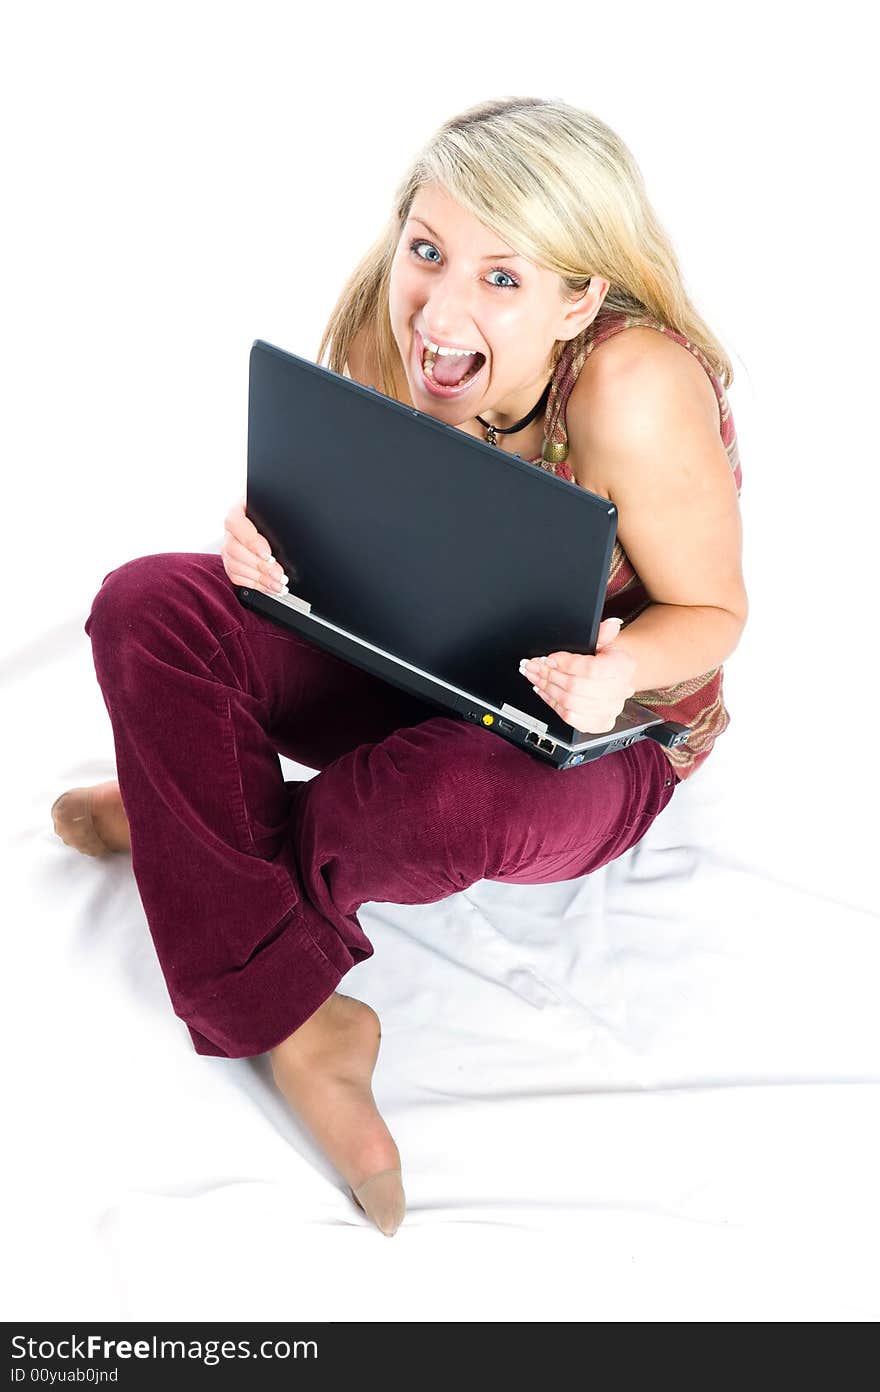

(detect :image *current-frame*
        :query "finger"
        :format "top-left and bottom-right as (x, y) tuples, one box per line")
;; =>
(225, 566), (286, 595)
(562, 664), (622, 693)
(529, 670), (562, 703)
(221, 546), (287, 593)
(222, 534), (262, 574)
(536, 676), (567, 703)
(537, 682), (616, 730)
(533, 669), (580, 699)
(554, 652), (629, 683)
(526, 657), (573, 690)
(224, 501), (273, 559)
(595, 617), (625, 652)
(545, 653), (598, 682)
(223, 532), (285, 581)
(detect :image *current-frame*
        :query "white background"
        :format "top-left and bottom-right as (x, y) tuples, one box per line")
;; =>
(2, 0), (879, 1324)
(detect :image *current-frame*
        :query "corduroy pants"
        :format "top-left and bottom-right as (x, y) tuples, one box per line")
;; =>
(84, 552), (680, 1058)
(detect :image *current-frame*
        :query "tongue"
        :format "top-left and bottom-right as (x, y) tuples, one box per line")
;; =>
(432, 351), (481, 387)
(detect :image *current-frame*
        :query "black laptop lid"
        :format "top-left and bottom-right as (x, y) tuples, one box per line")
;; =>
(246, 340), (618, 727)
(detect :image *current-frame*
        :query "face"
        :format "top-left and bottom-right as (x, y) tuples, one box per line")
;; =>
(388, 182), (604, 428)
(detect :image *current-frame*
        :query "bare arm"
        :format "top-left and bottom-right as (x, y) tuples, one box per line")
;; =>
(567, 334), (748, 691)
(612, 602), (745, 693)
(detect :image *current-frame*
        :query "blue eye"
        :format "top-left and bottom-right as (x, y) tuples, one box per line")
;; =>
(408, 238), (519, 289)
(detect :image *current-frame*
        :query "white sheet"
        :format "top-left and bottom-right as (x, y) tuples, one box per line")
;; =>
(4, 563), (878, 1321)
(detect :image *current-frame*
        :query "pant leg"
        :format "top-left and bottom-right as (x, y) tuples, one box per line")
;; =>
(84, 551), (438, 1059)
(292, 706), (678, 931)
(86, 551), (679, 1061)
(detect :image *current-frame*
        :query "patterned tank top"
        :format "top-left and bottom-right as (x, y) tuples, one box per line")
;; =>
(522, 310), (742, 783)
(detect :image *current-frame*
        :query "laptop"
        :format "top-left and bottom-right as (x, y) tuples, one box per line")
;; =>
(236, 339), (691, 770)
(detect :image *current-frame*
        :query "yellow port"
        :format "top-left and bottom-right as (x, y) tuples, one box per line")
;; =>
(481, 713), (494, 726)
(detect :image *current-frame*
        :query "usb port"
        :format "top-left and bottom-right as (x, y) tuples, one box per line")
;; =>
(497, 719), (516, 734)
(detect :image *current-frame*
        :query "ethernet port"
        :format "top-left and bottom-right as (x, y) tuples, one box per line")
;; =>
(525, 731), (557, 755)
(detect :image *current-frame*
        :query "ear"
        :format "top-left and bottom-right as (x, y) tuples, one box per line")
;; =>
(557, 277), (611, 343)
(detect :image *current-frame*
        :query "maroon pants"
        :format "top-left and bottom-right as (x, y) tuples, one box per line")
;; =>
(84, 552), (680, 1059)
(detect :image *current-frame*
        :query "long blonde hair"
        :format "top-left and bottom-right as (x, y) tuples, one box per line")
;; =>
(316, 95), (733, 397)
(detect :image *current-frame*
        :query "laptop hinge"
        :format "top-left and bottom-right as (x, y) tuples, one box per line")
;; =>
(274, 590), (312, 615)
(501, 702), (549, 736)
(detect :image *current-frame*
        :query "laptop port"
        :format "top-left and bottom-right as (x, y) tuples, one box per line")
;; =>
(525, 731), (557, 755)
(497, 719), (516, 734)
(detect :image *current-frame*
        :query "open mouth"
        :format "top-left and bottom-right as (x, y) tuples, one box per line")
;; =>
(413, 331), (487, 399)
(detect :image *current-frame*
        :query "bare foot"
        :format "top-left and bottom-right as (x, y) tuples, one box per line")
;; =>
(269, 992), (406, 1237)
(51, 780), (131, 856)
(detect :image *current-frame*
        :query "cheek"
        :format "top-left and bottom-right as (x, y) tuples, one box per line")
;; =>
(478, 302), (529, 361)
(388, 260), (418, 306)
(495, 300), (533, 333)
(489, 308), (533, 366)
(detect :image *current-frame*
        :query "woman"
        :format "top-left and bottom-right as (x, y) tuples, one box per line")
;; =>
(51, 96), (748, 1237)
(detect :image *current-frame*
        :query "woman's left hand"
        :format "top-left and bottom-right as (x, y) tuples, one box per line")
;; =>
(519, 617), (638, 733)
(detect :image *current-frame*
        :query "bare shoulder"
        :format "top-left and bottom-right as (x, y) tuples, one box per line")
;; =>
(565, 326), (721, 494)
(565, 324), (747, 623)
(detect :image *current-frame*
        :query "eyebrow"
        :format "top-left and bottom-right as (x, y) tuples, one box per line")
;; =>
(408, 216), (522, 261)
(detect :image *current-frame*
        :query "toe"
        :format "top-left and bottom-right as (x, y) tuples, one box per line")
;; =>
(352, 1168), (406, 1236)
(51, 789), (110, 857)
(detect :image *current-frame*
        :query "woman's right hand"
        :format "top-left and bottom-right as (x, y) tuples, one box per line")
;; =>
(221, 497), (289, 595)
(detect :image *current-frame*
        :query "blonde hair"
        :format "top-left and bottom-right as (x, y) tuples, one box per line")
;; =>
(316, 95), (733, 397)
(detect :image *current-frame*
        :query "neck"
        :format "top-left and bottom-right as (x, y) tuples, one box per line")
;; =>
(475, 373), (551, 431)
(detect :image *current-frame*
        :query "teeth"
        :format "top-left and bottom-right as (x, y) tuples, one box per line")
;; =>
(421, 350), (481, 387)
(422, 335), (478, 358)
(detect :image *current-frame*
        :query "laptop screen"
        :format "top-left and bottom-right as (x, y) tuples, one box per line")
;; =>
(246, 340), (618, 735)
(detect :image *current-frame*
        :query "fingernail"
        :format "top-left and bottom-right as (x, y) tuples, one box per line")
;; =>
(264, 551), (274, 562)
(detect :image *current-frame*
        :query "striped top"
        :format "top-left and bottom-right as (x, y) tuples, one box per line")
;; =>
(523, 310), (742, 783)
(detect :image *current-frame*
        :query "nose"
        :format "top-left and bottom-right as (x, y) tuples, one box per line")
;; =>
(420, 267), (480, 347)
